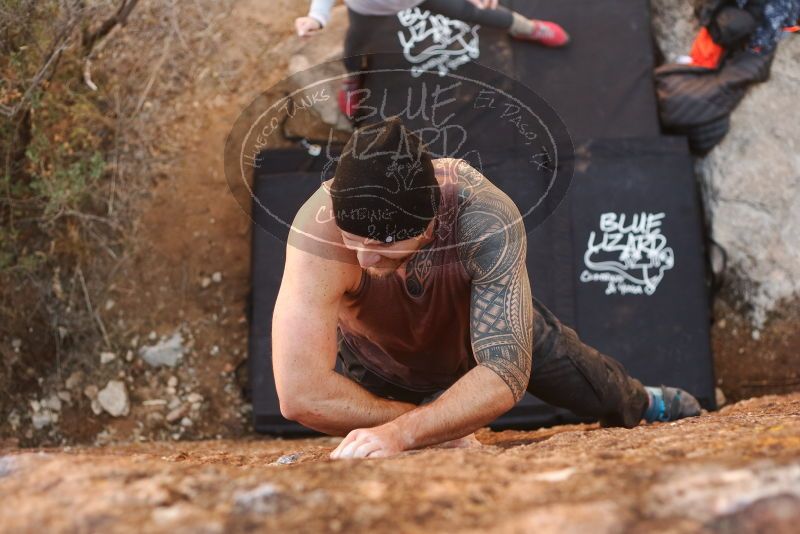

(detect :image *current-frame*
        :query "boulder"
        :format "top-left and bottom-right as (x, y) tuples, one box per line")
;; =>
(652, 0), (800, 326)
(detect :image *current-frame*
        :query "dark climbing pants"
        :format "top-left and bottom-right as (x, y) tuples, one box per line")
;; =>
(343, 1), (514, 72)
(336, 298), (650, 429)
(419, 0), (514, 29)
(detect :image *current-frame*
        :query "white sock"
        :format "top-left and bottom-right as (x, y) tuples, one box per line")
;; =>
(508, 12), (534, 37)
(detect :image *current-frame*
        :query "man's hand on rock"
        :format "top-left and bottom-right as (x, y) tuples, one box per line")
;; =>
(330, 423), (409, 459)
(330, 425), (483, 459)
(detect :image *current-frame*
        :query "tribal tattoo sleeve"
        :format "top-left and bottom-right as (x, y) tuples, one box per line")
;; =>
(455, 161), (534, 402)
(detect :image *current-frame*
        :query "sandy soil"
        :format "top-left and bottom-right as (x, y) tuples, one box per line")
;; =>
(2, 393), (799, 533)
(712, 297), (800, 404)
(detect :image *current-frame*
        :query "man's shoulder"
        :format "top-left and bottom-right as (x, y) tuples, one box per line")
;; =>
(447, 161), (526, 282)
(432, 158), (517, 223)
(287, 182), (353, 263)
(431, 157), (500, 209)
(432, 158), (484, 186)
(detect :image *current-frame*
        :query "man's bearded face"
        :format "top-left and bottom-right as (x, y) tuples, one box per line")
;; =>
(340, 230), (427, 277)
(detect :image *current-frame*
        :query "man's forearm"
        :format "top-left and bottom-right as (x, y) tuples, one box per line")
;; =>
(287, 370), (417, 436)
(389, 365), (516, 449)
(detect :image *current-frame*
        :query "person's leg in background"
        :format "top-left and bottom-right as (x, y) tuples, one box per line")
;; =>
(419, 0), (570, 47)
(338, 8), (374, 119)
(525, 298), (702, 428)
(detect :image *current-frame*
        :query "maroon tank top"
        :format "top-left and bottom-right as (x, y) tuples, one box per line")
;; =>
(337, 174), (473, 391)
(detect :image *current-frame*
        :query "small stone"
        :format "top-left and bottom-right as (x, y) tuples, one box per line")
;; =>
(142, 399), (167, 407)
(57, 391), (72, 403)
(139, 332), (185, 368)
(166, 406), (186, 423)
(531, 468), (576, 482)
(717, 319), (727, 329)
(186, 393), (204, 404)
(125, 350), (134, 362)
(752, 330), (761, 341)
(180, 417), (193, 427)
(29, 399), (41, 413)
(165, 387), (176, 396)
(104, 299), (115, 311)
(148, 331), (158, 341)
(167, 376), (178, 388)
(167, 397), (181, 410)
(211, 272), (222, 283)
(275, 453), (301, 465)
(31, 410), (53, 429)
(130, 335), (140, 348)
(7, 411), (20, 431)
(100, 351), (116, 364)
(210, 345), (220, 356)
(57, 326), (69, 340)
(65, 371), (83, 390)
(84, 385), (99, 400)
(200, 277), (212, 288)
(44, 394), (62, 412)
(97, 380), (130, 417)
(11, 338), (21, 351)
(191, 402), (202, 411)
(90, 399), (103, 415)
(716, 387), (727, 407)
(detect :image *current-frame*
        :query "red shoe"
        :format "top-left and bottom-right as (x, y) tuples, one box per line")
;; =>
(337, 75), (364, 119)
(514, 20), (570, 47)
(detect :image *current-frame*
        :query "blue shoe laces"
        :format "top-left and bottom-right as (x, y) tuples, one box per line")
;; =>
(644, 386), (672, 422)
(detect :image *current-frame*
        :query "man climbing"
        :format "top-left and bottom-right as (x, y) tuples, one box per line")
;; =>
(272, 116), (702, 459)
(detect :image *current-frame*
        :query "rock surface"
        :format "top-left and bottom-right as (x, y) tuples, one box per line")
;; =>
(652, 0), (800, 326)
(1, 393), (798, 533)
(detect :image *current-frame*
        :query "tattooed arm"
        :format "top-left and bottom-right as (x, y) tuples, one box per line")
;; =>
(331, 162), (533, 457)
(457, 165), (534, 402)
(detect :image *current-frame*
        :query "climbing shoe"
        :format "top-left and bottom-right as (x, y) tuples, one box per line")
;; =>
(511, 19), (570, 47)
(337, 75), (364, 120)
(643, 385), (702, 423)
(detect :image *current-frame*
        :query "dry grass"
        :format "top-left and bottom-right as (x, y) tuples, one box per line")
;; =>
(0, 0), (233, 434)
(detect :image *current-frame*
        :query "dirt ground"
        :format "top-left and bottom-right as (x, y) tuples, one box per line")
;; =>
(2, 393), (800, 533)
